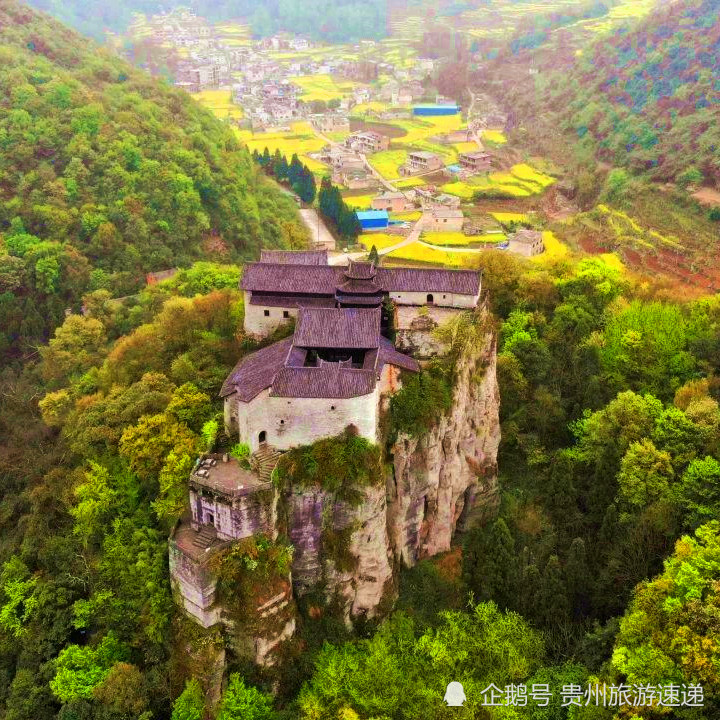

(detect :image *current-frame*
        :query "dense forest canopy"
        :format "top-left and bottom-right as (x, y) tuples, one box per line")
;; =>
(536, 0), (720, 183)
(26, 0), (389, 43)
(0, 1), (306, 363)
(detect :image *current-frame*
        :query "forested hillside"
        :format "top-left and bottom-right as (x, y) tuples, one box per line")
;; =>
(536, 0), (719, 183)
(0, 1), (306, 363)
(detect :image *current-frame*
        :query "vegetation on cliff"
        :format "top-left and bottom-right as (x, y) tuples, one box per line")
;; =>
(275, 426), (384, 506)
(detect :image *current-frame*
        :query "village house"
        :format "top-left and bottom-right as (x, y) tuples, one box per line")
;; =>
(345, 131), (391, 154)
(401, 150), (445, 175)
(310, 114), (351, 134)
(459, 151), (493, 174)
(338, 168), (374, 190)
(427, 208), (464, 232)
(371, 191), (410, 213)
(508, 229), (545, 257)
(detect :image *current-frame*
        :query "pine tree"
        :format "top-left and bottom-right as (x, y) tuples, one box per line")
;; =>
(368, 245), (379, 264)
(565, 537), (591, 619)
(536, 555), (569, 626)
(261, 147), (271, 167)
(288, 153), (303, 186)
(461, 519), (518, 611)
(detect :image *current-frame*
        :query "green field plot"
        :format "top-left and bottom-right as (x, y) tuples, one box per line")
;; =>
(368, 149), (408, 180)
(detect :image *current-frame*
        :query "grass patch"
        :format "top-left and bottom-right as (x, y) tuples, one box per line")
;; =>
(395, 177), (426, 189)
(368, 149), (408, 180)
(344, 194), (375, 210)
(481, 129), (507, 145)
(490, 212), (531, 224)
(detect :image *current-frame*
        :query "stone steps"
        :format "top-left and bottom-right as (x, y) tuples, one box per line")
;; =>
(251, 445), (283, 484)
(192, 525), (217, 549)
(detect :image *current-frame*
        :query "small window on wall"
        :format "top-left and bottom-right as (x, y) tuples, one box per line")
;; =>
(264, 309), (270, 317)
(283, 310), (290, 318)
(259, 430), (267, 444)
(427, 294), (434, 303)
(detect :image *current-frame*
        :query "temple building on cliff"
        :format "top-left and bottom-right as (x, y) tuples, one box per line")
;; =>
(170, 250), (488, 665)
(222, 250), (482, 451)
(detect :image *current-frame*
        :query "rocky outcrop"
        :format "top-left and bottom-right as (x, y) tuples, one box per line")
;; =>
(388, 331), (500, 565)
(285, 484), (394, 621)
(171, 308), (500, 661)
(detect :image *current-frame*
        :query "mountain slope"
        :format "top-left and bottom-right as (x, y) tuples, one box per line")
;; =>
(540, 0), (720, 183)
(0, 1), (305, 361)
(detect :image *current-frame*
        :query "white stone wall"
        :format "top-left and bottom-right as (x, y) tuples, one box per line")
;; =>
(388, 289), (478, 309)
(243, 290), (297, 336)
(190, 488), (275, 541)
(237, 387), (379, 451)
(427, 216), (464, 232)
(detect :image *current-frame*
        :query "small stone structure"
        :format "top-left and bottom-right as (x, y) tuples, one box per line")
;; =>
(508, 229), (544, 257)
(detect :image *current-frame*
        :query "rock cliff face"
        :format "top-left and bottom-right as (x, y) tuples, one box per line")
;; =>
(284, 484), (394, 621)
(388, 332), (500, 565)
(171, 313), (500, 668)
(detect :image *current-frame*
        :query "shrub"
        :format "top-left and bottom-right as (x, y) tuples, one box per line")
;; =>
(275, 426), (383, 505)
(389, 364), (453, 438)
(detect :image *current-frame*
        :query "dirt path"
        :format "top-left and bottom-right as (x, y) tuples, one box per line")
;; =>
(299, 208), (336, 249)
(693, 187), (720, 207)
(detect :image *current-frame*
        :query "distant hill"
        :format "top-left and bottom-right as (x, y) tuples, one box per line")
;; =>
(26, 0), (388, 43)
(0, 1), (305, 361)
(539, 0), (719, 184)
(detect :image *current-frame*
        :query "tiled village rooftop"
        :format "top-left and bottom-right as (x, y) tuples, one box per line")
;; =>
(221, 306), (419, 401)
(241, 259), (482, 297)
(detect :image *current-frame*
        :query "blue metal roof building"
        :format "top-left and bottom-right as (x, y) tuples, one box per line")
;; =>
(356, 210), (389, 230)
(413, 104), (459, 116)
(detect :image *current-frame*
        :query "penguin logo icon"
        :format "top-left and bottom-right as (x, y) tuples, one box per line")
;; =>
(444, 681), (466, 706)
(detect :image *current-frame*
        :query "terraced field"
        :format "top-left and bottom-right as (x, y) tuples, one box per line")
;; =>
(442, 164), (556, 199)
(193, 89), (244, 121)
(289, 74), (361, 102)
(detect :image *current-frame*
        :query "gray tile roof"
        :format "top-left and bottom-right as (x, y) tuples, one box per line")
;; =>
(378, 267), (480, 295)
(221, 308), (420, 402)
(220, 336), (293, 400)
(241, 263), (342, 294)
(259, 249), (329, 265)
(269, 365), (376, 398)
(241, 262), (481, 297)
(294, 307), (381, 349)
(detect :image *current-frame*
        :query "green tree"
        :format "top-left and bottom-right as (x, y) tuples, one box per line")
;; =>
(217, 674), (275, 720)
(617, 438), (674, 508)
(676, 456), (720, 529)
(612, 522), (720, 694)
(50, 634), (127, 703)
(171, 679), (205, 720)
